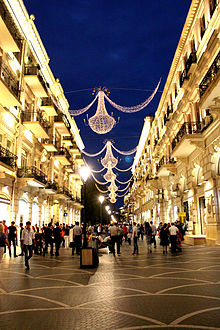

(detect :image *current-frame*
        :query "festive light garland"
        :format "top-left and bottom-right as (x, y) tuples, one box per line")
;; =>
(95, 183), (108, 194)
(116, 177), (132, 185)
(117, 183), (131, 192)
(112, 145), (137, 155)
(108, 181), (118, 192)
(101, 141), (118, 168)
(81, 144), (107, 157)
(104, 79), (161, 113)
(91, 172), (108, 185)
(115, 164), (133, 172)
(69, 95), (98, 116)
(116, 190), (129, 198)
(69, 81), (160, 134)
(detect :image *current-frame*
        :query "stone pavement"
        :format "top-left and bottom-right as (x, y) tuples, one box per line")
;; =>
(0, 241), (220, 330)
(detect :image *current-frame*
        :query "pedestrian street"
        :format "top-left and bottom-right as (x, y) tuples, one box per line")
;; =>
(0, 242), (220, 329)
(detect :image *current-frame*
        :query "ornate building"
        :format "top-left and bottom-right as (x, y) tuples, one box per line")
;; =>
(0, 0), (85, 226)
(126, 0), (220, 245)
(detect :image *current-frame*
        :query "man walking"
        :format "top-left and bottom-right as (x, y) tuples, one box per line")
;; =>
(169, 223), (179, 253)
(53, 222), (62, 257)
(150, 221), (157, 248)
(132, 222), (139, 255)
(21, 221), (35, 270)
(73, 221), (82, 255)
(43, 223), (53, 256)
(109, 223), (120, 257)
(8, 221), (17, 258)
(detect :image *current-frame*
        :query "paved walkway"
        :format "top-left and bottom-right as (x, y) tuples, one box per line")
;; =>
(0, 241), (220, 329)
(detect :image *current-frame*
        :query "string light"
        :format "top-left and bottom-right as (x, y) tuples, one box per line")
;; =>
(103, 164), (116, 182)
(112, 144), (137, 155)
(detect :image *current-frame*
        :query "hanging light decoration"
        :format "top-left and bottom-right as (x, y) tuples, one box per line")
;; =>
(88, 91), (116, 134)
(110, 197), (117, 204)
(103, 164), (116, 182)
(108, 181), (118, 193)
(101, 141), (118, 168)
(69, 81), (161, 134)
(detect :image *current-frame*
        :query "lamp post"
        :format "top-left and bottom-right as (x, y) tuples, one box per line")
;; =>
(99, 195), (105, 227)
(79, 166), (91, 247)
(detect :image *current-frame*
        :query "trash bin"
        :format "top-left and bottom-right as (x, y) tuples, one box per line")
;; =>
(80, 247), (99, 268)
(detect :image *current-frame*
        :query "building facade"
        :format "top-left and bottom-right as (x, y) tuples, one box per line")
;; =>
(0, 0), (85, 226)
(126, 0), (220, 245)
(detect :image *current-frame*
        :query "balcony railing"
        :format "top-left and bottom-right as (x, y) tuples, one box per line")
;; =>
(199, 51), (220, 98)
(41, 97), (54, 107)
(171, 118), (213, 151)
(180, 51), (197, 87)
(0, 58), (20, 98)
(22, 111), (51, 134)
(24, 65), (48, 91)
(45, 180), (58, 191)
(54, 113), (71, 128)
(0, 145), (17, 170)
(57, 186), (72, 198)
(41, 137), (59, 149)
(210, 0), (217, 18)
(156, 156), (176, 172)
(17, 166), (47, 184)
(55, 147), (71, 162)
(0, 0), (22, 50)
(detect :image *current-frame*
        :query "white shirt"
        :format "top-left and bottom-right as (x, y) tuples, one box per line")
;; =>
(21, 228), (35, 245)
(73, 225), (82, 236)
(169, 225), (179, 236)
(132, 226), (138, 238)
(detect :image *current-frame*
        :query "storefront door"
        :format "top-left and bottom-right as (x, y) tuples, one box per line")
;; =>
(199, 196), (207, 235)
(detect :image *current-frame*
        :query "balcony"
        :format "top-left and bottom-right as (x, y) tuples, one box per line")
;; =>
(42, 137), (58, 152)
(24, 66), (48, 98)
(0, 145), (17, 172)
(54, 147), (71, 165)
(171, 119), (213, 158)
(0, 2), (22, 52)
(54, 113), (71, 136)
(156, 156), (176, 177)
(74, 155), (84, 165)
(43, 180), (58, 194)
(22, 111), (50, 139)
(0, 58), (20, 107)
(54, 186), (71, 200)
(199, 51), (220, 107)
(64, 164), (74, 173)
(17, 166), (47, 188)
(69, 143), (81, 156)
(62, 136), (74, 147)
(40, 97), (58, 116)
(180, 52), (197, 87)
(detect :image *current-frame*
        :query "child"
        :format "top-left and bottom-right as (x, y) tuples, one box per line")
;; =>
(127, 232), (132, 245)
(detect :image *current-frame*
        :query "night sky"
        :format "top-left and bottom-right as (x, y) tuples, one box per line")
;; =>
(24, 0), (192, 208)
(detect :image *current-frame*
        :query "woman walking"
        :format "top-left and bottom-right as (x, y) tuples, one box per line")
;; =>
(145, 222), (152, 254)
(160, 223), (169, 254)
(0, 223), (10, 262)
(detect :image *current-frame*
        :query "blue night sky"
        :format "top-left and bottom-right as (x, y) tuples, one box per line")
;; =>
(24, 0), (192, 207)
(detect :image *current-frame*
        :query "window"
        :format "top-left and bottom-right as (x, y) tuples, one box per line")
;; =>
(209, 0), (217, 18)
(200, 15), (206, 40)
(21, 150), (28, 168)
(6, 140), (11, 150)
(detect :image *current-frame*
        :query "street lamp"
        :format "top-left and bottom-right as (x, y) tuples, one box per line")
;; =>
(99, 195), (105, 227)
(80, 166), (91, 247)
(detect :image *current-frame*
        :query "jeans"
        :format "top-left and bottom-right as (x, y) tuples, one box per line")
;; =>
(170, 235), (177, 253)
(8, 237), (16, 257)
(111, 236), (120, 256)
(54, 240), (61, 256)
(133, 236), (138, 254)
(43, 240), (53, 256)
(23, 244), (32, 266)
(74, 235), (81, 255)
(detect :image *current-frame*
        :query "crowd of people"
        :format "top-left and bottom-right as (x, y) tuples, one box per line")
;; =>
(0, 219), (187, 269)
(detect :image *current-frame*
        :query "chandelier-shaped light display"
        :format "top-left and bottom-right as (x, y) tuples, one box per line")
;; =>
(101, 141), (118, 168)
(88, 91), (116, 134)
(109, 191), (116, 199)
(103, 164), (117, 182)
(69, 81), (161, 134)
(110, 197), (117, 204)
(108, 181), (118, 193)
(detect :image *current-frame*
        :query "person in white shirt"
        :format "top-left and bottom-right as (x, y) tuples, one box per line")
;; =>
(169, 223), (179, 253)
(132, 222), (138, 255)
(150, 221), (157, 248)
(21, 221), (35, 270)
(73, 222), (82, 255)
